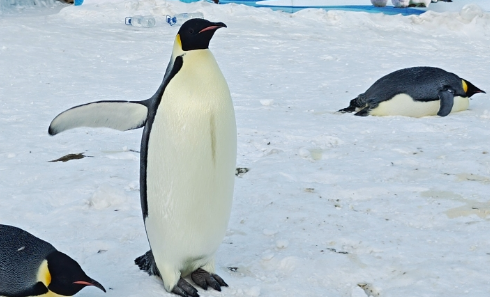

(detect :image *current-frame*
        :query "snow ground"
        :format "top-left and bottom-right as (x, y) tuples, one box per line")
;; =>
(1, 1), (490, 297)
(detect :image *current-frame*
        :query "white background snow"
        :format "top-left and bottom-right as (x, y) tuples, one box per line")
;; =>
(1, 1), (490, 296)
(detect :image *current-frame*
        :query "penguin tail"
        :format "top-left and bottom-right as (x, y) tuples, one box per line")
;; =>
(339, 95), (366, 113)
(135, 250), (161, 277)
(338, 104), (356, 113)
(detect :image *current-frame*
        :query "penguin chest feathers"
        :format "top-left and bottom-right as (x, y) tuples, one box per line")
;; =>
(145, 49), (237, 274)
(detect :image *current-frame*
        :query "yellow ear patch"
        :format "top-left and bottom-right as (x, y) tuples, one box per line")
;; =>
(176, 34), (182, 49)
(462, 80), (468, 93)
(37, 260), (51, 286)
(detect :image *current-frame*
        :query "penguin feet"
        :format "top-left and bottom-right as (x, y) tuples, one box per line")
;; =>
(354, 108), (370, 116)
(134, 250), (161, 277)
(191, 268), (228, 291)
(172, 278), (199, 297)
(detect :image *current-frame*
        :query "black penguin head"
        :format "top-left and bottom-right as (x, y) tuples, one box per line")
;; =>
(46, 251), (106, 296)
(462, 79), (486, 97)
(177, 18), (226, 51)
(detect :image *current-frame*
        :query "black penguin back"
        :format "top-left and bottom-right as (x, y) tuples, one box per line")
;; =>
(0, 224), (57, 296)
(364, 67), (465, 104)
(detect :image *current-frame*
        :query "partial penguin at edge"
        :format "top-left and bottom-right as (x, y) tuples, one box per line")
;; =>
(0, 224), (105, 297)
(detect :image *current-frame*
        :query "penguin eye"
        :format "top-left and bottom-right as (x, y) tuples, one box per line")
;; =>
(188, 28), (195, 34)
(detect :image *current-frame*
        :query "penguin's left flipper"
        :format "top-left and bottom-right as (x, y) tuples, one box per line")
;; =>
(437, 87), (455, 117)
(191, 268), (228, 291)
(48, 100), (150, 136)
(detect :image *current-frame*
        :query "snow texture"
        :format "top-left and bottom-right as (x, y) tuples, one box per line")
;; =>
(1, 1), (490, 297)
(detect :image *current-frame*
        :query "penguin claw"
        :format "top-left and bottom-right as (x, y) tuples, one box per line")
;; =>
(191, 268), (228, 292)
(212, 273), (228, 287)
(172, 278), (199, 297)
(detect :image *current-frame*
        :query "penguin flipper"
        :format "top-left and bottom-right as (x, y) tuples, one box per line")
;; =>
(0, 282), (49, 297)
(134, 250), (161, 277)
(48, 100), (150, 135)
(437, 88), (455, 117)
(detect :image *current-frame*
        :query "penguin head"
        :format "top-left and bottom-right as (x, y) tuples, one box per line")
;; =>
(462, 79), (486, 97)
(176, 18), (226, 51)
(45, 251), (106, 296)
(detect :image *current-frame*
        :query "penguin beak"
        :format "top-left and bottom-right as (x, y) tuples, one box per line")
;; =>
(199, 22), (227, 33)
(73, 279), (107, 293)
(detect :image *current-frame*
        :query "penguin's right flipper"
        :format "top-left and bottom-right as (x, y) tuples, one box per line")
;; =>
(48, 100), (150, 136)
(134, 250), (161, 277)
(437, 88), (455, 117)
(172, 278), (199, 297)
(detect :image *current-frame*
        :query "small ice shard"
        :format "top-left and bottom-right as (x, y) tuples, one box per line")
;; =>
(260, 99), (273, 106)
(276, 239), (289, 249)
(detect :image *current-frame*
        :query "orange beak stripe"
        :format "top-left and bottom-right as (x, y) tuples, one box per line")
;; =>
(73, 281), (93, 286)
(199, 25), (221, 33)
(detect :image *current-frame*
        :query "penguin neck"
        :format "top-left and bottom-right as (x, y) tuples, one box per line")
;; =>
(171, 34), (214, 62)
(171, 34), (185, 60)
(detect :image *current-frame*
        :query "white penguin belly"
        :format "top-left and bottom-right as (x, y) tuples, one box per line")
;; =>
(369, 93), (469, 117)
(145, 49), (236, 290)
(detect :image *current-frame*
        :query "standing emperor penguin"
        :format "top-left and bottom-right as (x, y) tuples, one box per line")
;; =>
(0, 224), (105, 297)
(48, 19), (236, 297)
(339, 67), (485, 117)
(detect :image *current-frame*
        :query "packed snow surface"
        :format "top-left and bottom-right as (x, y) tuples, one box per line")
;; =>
(1, 1), (490, 297)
